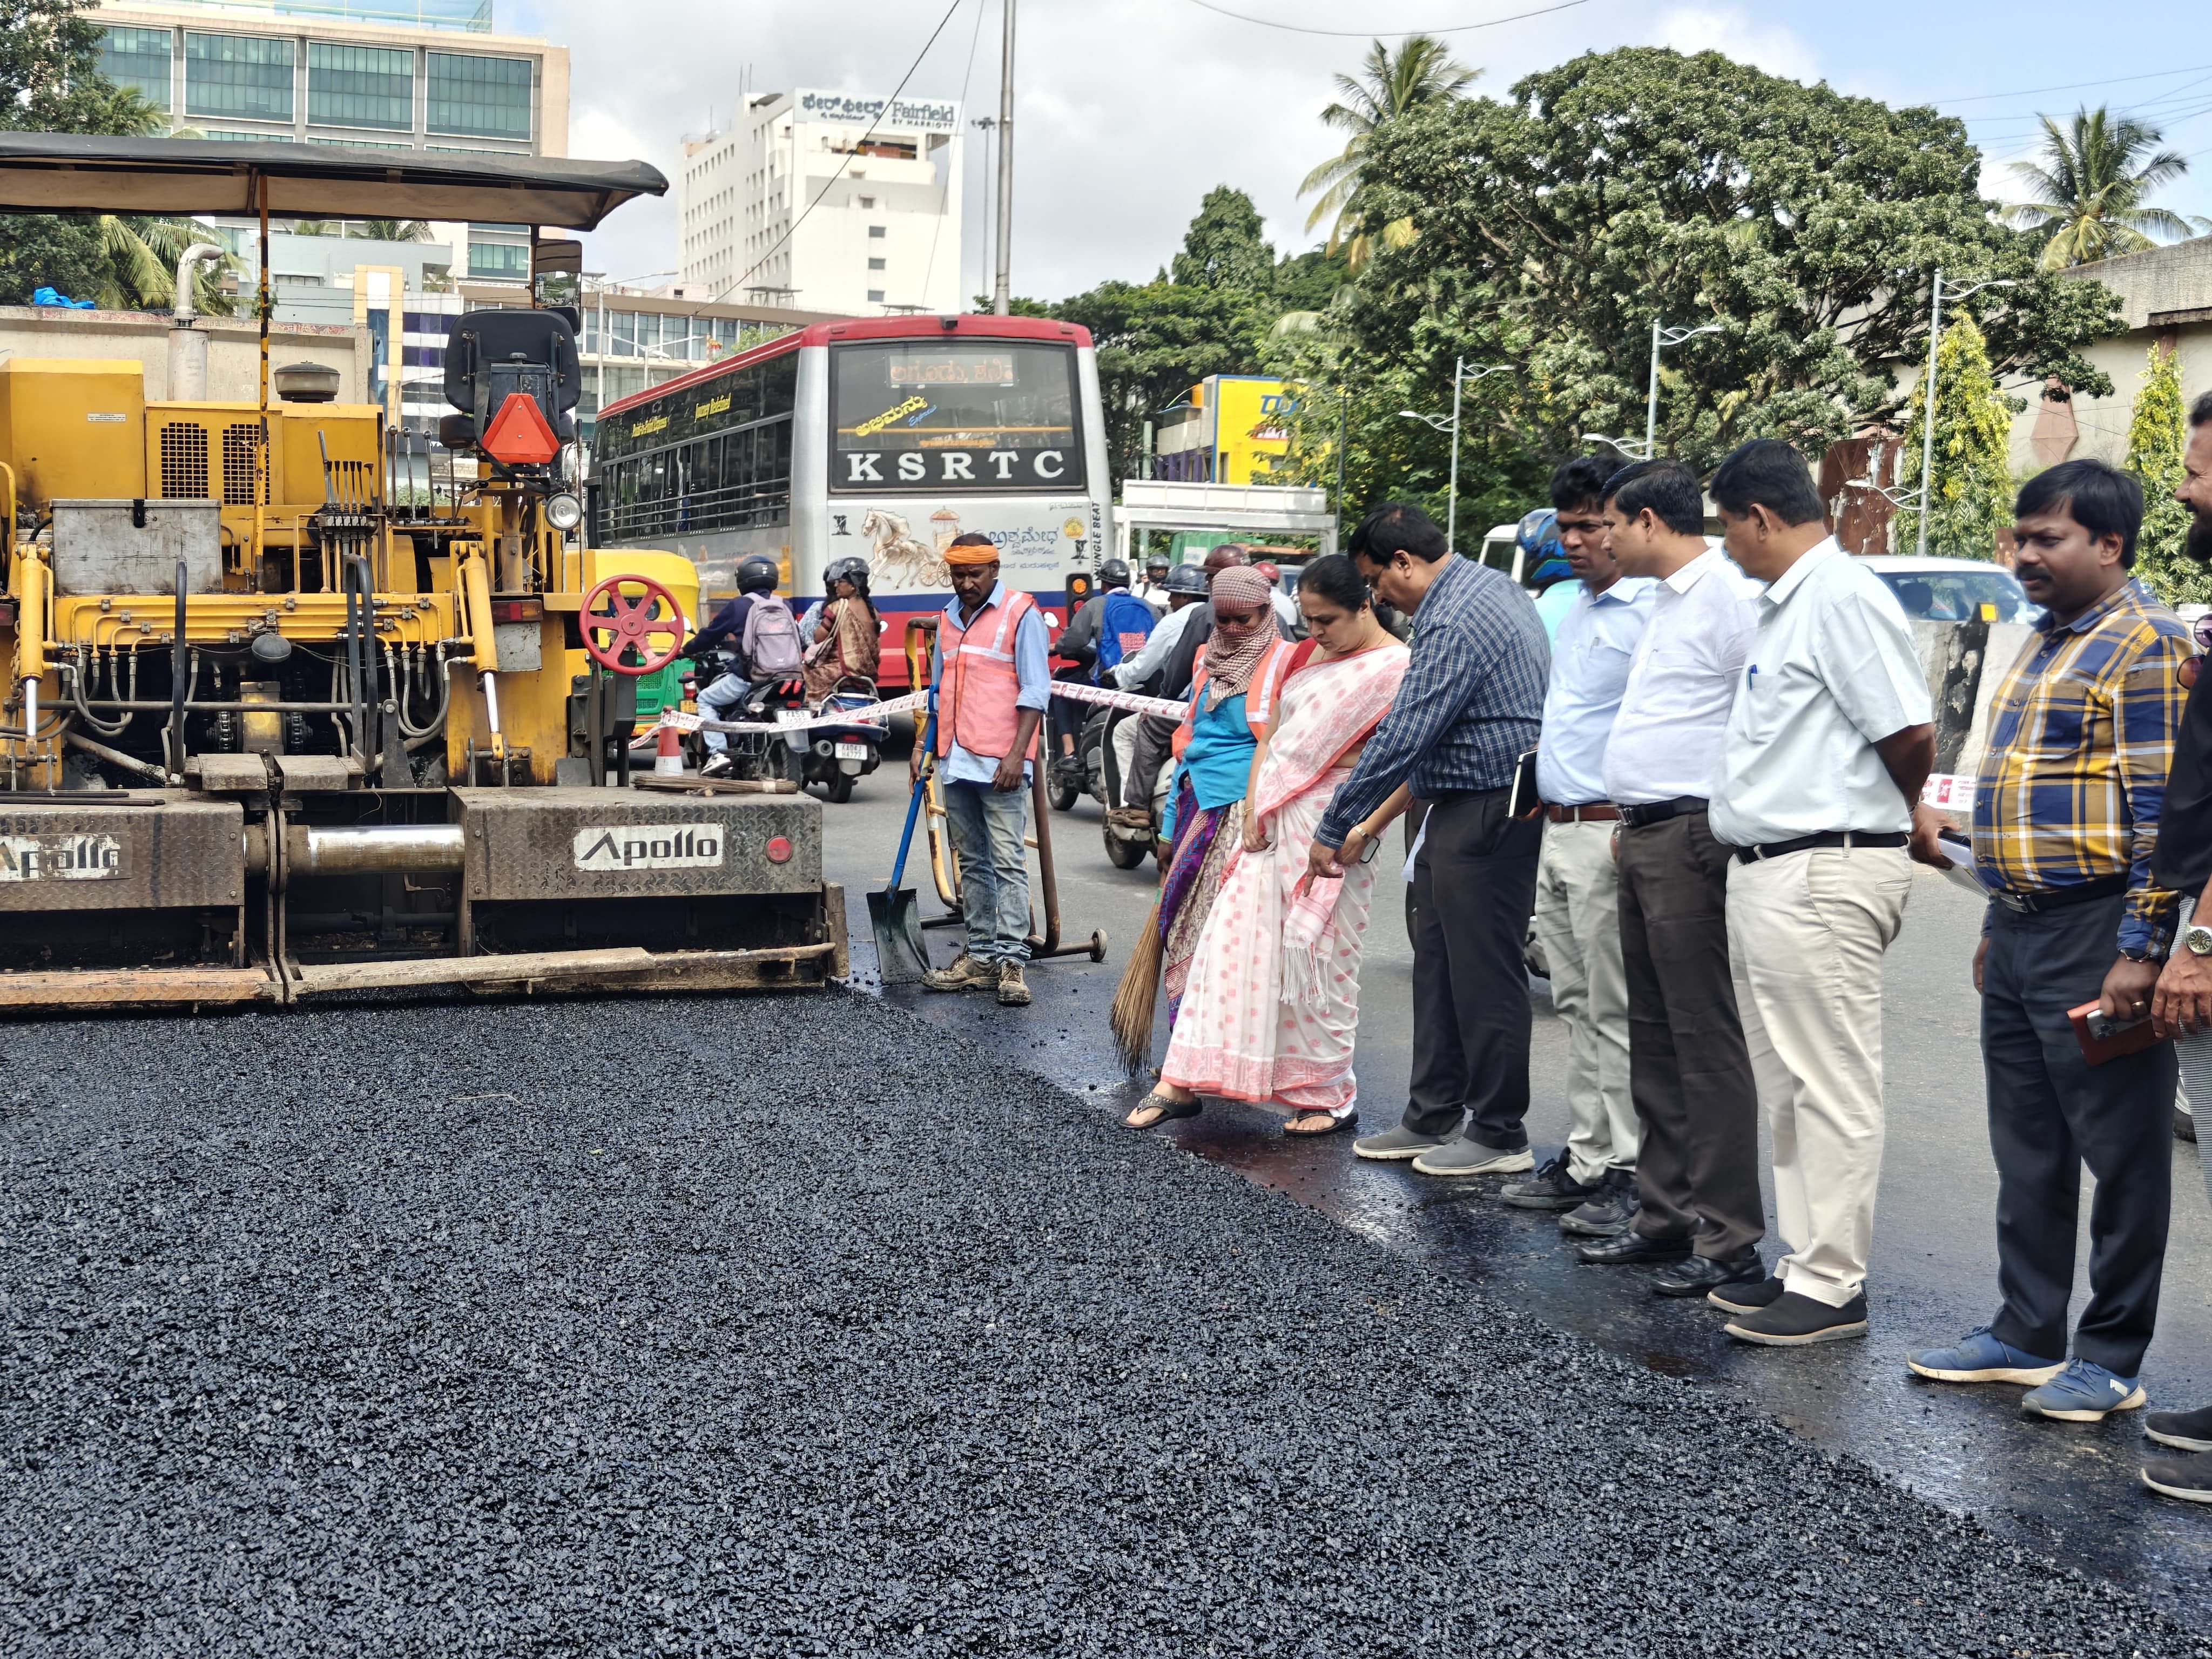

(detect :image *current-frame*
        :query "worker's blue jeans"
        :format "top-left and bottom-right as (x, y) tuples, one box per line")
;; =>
(941, 779), (1030, 963)
(697, 670), (748, 753)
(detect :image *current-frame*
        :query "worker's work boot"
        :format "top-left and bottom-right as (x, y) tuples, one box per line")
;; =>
(996, 962), (1032, 1007)
(921, 953), (996, 993)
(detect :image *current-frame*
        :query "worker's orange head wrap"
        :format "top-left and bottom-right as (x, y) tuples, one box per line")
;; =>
(943, 534), (1000, 568)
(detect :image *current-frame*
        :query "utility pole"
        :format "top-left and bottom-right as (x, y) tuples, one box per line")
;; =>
(993, 0), (1015, 316)
(1913, 269), (2015, 557)
(971, 116), (996, 306)
(1645, 316), (1722, 457)
(1446, 356), (1464, 552)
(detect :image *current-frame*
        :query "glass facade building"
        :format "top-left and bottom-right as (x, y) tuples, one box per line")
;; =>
(427, 51), (531, 139)
(100, 26), (175, 110)
(306, 42), (415, 129)
(185, 32), (295, 122)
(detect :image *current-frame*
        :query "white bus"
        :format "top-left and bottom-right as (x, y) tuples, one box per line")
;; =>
(592, 314), (1114, 686)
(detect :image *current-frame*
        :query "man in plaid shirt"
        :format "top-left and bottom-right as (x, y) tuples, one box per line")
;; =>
(1909, 460), (2189, 1424)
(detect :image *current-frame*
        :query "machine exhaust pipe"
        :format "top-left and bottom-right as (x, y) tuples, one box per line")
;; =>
(167, 241), (226, 402)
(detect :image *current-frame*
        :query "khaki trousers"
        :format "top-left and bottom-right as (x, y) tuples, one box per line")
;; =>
(1725, 846), (1913, 1307)
(1531, 819), (1636, 1182)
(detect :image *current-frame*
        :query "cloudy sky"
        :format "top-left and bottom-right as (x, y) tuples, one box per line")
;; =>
(508, 0), (2212, 304)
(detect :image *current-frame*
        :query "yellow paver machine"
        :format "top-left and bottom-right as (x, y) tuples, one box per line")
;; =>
(0, 135), (845, 1011)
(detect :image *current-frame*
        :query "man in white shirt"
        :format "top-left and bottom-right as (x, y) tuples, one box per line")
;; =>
(1579, 459), (1771, 1304)
(1501, 457), (1653, 1235)
(1705, 439), (1936, 1348)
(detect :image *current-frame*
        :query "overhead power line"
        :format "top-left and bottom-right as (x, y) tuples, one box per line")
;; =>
(1928, 61), (2212, 107)
(1182, 0), (1587, 37)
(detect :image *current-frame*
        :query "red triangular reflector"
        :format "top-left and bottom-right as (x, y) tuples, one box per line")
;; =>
(481, 391), (560, 464)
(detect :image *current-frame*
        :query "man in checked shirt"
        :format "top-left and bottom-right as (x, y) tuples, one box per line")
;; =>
(1908, 460), (2189, 1425)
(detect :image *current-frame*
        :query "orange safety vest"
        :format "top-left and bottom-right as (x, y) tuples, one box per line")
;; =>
(1170, 636), (1293, 760)
(935, 586), (1042, 762)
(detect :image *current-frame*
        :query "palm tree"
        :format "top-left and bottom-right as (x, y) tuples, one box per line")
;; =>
(351, 219), (433, 243)
(1299, 35), (1479, 269)
(2002, 106), (2211, 268)
(85, 88), (238, 312)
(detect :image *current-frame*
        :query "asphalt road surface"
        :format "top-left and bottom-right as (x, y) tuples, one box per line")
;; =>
(825, 751), (2212, 1631)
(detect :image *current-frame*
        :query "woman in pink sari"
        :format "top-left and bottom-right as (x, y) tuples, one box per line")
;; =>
(1128, 556), (1412, 1136)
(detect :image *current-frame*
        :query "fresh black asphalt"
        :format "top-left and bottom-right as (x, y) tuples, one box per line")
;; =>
(2, 993), (2203, 1656)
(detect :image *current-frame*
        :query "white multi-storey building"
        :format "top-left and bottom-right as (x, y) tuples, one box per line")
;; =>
(678, 89), (963, 317)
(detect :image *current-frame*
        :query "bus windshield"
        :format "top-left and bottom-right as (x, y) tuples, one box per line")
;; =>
(830, 339), (1081, 493)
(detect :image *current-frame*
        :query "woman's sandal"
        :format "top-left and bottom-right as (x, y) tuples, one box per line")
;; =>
(1124, 1091), (1202, 1130)
(1285, 1107), (1357, 1138)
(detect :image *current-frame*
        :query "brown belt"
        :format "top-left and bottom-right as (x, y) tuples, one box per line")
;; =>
(1545, 802), (1621, 824)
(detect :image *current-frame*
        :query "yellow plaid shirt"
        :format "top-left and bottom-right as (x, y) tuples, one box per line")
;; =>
(1970, 577), (2191, 955)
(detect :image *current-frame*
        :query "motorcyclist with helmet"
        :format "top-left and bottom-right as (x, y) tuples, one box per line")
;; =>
(682, 554), (799, 777)
(1519, 508), (1579, 643)
(1049, 558), (1155, 794)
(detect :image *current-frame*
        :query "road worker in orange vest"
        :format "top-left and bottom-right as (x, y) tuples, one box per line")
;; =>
(914, 531), (1051, 1007)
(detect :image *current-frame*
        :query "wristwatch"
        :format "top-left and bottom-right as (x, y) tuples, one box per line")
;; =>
(2185, 923), (2212, 957)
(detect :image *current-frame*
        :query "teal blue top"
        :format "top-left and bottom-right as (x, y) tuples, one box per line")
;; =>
(1161, 690), (1252, 840)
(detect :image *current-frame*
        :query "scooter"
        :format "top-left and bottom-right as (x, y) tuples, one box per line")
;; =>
(666, 662), (808, 784)
(1083, 702), (1159, 871)
(797, 678), (887, 804)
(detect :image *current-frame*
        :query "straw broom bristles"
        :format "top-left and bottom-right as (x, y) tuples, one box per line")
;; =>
(1109, 895), (1164, 1076)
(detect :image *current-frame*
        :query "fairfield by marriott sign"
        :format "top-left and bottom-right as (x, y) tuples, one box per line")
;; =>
(793, 90), (961, 134)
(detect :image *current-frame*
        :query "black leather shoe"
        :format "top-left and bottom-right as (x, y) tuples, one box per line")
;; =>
(1500, 1151), (1599, 1211)
(1650, 1253), (1764, 1298)
(1575, 1229), (1692, 1266)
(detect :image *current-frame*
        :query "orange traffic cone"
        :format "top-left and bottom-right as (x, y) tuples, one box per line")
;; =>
(653, 717), (685, 777)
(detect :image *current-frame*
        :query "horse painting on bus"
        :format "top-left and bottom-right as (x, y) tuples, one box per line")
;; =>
(594, 315), (1112, 688)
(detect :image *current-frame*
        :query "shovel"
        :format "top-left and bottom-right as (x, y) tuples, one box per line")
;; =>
(868, 715), (935, 983)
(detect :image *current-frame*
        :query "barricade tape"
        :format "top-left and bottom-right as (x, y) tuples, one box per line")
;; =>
(658, 679), (1189, 737)
(1045, 679), (1191, 722)
(659, 689), (928, 737)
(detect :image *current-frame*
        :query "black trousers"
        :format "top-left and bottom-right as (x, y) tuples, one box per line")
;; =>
(1049, 663), (1090, 751)
(1982, 895), (2176, 1375)
(1402, 790), (1544, 1150)
(1615, 811), (1764, 1259)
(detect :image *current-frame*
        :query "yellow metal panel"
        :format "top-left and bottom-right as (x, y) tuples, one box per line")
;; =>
(0, 359), (148, 504)
(279, 405), (382, 505)
(1208, 376), (1293, 487)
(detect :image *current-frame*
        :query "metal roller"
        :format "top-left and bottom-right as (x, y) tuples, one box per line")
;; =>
(285, 824), (467, 874)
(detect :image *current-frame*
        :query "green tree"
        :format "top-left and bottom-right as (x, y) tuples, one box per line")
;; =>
(1323, 46), (2121, 494)
(2002, 107), (2209, 269)
(2127, 343), (2211, 603)
(1896, 315), (2018, 561)
(351, 219), (433, 243)
(1051, 187), (1285, 484)
(1297, 35), (1478, 269)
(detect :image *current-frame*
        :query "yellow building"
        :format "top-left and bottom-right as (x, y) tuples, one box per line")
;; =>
(1152, 374), (1293, 485)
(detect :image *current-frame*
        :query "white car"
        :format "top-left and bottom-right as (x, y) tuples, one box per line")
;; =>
(1854, 555), (2041, 625)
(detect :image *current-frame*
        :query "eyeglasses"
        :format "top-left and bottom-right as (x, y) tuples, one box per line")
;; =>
(2195, 615), (2212, 653)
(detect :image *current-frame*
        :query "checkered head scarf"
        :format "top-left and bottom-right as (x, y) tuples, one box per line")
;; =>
(1202, 566), (1276, 711)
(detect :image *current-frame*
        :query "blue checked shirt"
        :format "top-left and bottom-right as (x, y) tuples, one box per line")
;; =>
(1970, 575), (2191, 956)
(1316, 556), (1550, 846)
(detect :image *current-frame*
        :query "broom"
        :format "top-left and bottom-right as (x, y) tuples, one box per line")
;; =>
(1109, 894), (1165, 1077)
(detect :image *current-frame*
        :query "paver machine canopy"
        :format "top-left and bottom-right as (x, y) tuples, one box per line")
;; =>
(0, 137), (846, 1011)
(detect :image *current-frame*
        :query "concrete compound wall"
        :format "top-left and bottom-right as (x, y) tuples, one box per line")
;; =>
(0, 307), (367, 404)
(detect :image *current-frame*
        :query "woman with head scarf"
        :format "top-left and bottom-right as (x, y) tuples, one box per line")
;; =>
(1115, 565), (1296, 1124)
(803, 558), (883, 703)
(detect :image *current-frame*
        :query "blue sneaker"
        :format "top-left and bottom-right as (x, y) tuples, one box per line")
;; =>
(1906, 1326), (2064, 1386)
(2021, 1357), (2148, 1422)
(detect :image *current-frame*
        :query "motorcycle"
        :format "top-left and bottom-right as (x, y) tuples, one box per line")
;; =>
(795, 678), (887, 803)
(1077, 702), (1161, 871)
(653, 661), (810, 784)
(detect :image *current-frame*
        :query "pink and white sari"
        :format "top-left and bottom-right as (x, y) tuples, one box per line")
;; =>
(1159, 639), (1410, 1115)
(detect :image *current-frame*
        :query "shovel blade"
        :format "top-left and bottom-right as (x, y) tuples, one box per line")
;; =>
(867, 886), (930, 984)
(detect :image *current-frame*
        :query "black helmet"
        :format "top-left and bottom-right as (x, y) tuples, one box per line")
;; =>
(736, 555), (780, 594)
(1145, 554), (1170, 572)
(1164, 563), (1210, 596)
(827, 556), (872, 597)
(1097, 557), (1131, 589)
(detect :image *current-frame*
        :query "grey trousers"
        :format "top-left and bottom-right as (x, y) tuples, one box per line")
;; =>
(1616, 811), (1765, 1262)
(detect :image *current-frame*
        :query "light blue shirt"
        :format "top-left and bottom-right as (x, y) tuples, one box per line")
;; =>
(932, 581), (1053, 784)
(1533, 580), (1580, 644)
(1535, 576), (1654, 806)
(1162, 691), (1253, 839)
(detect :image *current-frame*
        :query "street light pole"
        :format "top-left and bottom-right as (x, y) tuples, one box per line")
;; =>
(1644, 316), (1723, 458)
(993, 0), (1015, 316)
(1913, 269), (2016, 558)
(1446, 356), (1464, 551)
(1917, 269), (1943, 559)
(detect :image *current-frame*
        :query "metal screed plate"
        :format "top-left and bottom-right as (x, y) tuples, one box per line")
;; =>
(452, 787), (823, 902)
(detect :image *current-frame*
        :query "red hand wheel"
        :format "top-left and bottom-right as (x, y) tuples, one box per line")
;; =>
(579, 573), (685, 677)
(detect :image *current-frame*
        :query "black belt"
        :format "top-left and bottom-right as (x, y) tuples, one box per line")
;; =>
(1424, 785), (1510, 804)
(1733, 830), (1910, 865)
(1990, 872), (2129, 914)
(1617, 796), (1707, 830)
